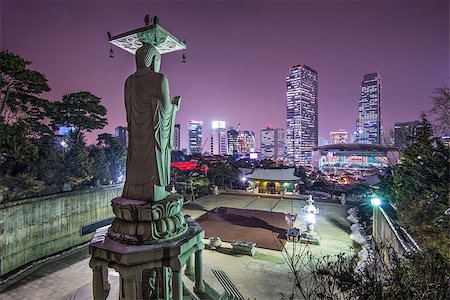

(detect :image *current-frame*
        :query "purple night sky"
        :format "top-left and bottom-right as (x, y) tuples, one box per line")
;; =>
(1, 0), (449, 149)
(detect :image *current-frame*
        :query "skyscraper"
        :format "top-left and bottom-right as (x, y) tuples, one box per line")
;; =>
(115, 126), (128, 147)
(227, 128), (239, 155)
(237, 130), (256, 154)
(356, 73), (381, 145)
(210, 121), (228, 155)
(330, 130), (348, 144)
(188, 120), (203, 154)
(174, 124), (181, 151)
(286, 65), (318, 166)
(394, 120), (419, 148)
(260, 126), (285, 161)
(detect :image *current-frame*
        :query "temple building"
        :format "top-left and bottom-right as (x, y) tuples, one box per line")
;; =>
(246, 168), (303, 194)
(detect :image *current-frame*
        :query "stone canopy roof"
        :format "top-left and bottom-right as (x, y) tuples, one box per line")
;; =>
(246, 168), (303, 183)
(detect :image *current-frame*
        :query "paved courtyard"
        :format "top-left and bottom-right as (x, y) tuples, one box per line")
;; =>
(1, 194), (355, 300)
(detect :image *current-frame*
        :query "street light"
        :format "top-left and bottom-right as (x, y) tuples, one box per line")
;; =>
(371, 197), (381, 207)
(371, 196), (381, 241)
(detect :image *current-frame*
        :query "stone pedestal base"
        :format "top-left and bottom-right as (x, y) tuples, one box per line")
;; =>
(89, 218), (204, 300)
(108, 194), (188, 244)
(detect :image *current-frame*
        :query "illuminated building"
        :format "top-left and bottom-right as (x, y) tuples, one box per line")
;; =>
(441, 136), (450, 148)
(330, 130), (348, 144)
(188, 120), (203, 154)
(356, 73), (381, 144)
(58, 126), (75, 136)
(246, 168), (303, 194)
(227, 128), (239, 155)
(312, 143), (397, 173)
(260, 126), (284, 161)
(115, 126), (128, 147)
(286, 65), (318, 166)
(210, 120), (228, 155)
(394, 121), (419, 148)
(237, 130), (255, 154)
(173, 124), (181, 151)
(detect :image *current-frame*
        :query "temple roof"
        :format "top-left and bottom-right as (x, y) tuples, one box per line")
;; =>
(247, 168), (303, 182)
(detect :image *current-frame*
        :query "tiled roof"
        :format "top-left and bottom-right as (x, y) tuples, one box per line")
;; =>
(247, 168), (303, 182)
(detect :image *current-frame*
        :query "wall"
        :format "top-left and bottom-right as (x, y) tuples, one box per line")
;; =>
(372, 205), (419, 264)
(0, 185), (122, 277)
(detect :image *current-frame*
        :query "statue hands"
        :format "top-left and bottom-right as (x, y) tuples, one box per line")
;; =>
(172, 96), (181, 110)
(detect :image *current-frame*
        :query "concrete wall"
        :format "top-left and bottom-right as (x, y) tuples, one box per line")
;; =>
(372, 205), (418, 265)
(0, 185), (122, 277)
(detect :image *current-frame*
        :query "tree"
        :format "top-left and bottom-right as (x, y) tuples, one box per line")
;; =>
(88, 146), (111, 186)
(96, 133), (126, 183)
(0, 50), (54, 136)
(259, 158), (276, 168)
(281, 243), (449, 300)
(0, 122), (38, 176)
(52, 91), (107, 134)
(207, 162), (239, 188)
(429, 86), (450, 136)
(33, 133), (64, 187)
(62, 129), (92, 186)
(393, 116), (449, 254)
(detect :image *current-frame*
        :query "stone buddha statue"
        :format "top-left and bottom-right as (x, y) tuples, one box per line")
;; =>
(122, 43), (181, 202)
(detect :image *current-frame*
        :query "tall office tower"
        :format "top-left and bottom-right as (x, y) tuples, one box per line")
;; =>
(237, 130), (256, 154)
(115, 126), (128, 147)
(286, 65), (318, 166)
(260, 126), (285, 161)
(173, 124), (181, 151)
(394, 120), (419, 148)
(188, 120), (203, 154)
(210, 120), (228, 155)
(227, 128), (239, 155)
(356, 73), (381, 145)
(330, 130), (348, 144)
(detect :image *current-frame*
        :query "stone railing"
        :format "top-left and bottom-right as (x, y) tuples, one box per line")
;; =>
(372, 204), (420, 263)
(0, 185), (123, 277)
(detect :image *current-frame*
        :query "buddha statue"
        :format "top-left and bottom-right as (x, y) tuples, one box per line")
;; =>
(122, 43), (181, 202)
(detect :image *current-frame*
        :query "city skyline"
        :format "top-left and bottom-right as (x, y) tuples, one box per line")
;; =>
(1, 0), (448, 149)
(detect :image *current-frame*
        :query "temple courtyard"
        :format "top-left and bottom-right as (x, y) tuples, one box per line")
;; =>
(1, 194), (354, 300)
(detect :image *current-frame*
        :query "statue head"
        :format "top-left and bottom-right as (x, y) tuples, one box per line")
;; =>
(136, 43), (161, 72)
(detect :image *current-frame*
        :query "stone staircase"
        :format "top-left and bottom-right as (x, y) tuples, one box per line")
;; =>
(210, 269), (245, 300)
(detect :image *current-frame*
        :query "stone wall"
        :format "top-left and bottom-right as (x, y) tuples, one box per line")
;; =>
(372, 205), (418, 264)
(0, 185), (122, 277)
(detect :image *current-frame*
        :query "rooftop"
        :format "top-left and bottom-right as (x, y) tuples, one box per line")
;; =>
(246, 168), (302, 182)
(313, 143), (397, 152)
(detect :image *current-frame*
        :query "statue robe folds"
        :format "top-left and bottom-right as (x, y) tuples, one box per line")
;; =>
(122, 71), (180, 202)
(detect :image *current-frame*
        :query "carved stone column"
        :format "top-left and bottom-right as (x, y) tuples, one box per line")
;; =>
(172, 269), (183, 300)
(92, 266), (109, 300)
(185, 253), (194, 275)
(194, 250), (205, 293)
(120, 274), (137, 300)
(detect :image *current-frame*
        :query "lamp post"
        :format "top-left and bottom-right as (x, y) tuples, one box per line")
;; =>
(371, 196), (381, 242)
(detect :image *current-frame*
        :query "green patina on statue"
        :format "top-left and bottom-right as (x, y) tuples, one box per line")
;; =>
(122, 43), (181, 202)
